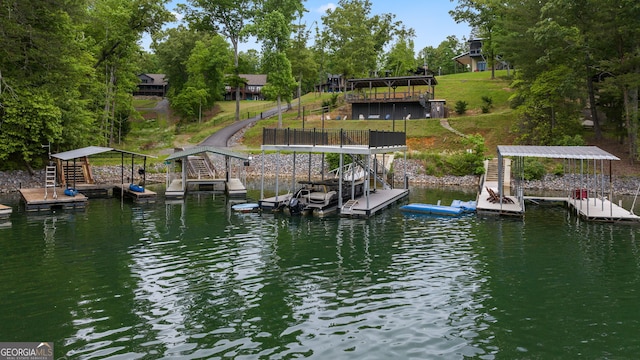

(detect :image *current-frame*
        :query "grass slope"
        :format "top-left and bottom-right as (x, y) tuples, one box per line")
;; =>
(127, 71), (516, 161)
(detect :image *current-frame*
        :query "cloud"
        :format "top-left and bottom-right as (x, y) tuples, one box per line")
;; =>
(317, 2), (337, 14)
(171, 11), (184, 22)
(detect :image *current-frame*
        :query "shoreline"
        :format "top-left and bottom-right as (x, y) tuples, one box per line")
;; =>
(1, 155), (639, 196)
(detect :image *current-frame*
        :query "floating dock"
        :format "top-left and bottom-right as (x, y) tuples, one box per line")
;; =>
(0, 204), (12, 219)
(19, 188), (88, 212)
(340, 189), (409, 217)
(259, 128), (410, 218)
(114, 184), (157, 203)
(164, 146), (249, 199)
(477, 146), (640, 223)
(525, 195), (640, 223)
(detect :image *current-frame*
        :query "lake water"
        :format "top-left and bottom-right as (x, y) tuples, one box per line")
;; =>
(1, 186), (640, 359)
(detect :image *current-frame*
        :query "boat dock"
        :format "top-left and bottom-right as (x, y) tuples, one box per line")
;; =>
(164, 146), (249, 199)
(477, 145), (640, 223)
(476, 158), (524, 216)
(0, 204), (13, 218)
(19, 187), (88, 212)
(113, 184), (157, 203)
(259, 128), (410, 218)
(339, 188), (409, 217)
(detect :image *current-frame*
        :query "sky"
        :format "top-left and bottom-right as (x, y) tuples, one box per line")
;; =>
(143, 0), (470, 53)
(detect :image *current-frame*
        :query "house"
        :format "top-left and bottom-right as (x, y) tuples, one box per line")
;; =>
(344, 73), (440, 119)
(453, 39), (509, 72)
(134, 74), (168, 97)
(224, 74), (268, 101)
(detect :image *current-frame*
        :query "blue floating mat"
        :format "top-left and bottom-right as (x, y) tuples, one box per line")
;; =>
(450, 199), (477, 212)
(400, 203), (464, 216)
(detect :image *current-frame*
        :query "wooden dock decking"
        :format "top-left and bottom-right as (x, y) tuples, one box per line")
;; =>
(19, 188), (88, 212)
(114, 184), (157, 203)
(476, 185), (524, 216)
(0, 204), (12, 219)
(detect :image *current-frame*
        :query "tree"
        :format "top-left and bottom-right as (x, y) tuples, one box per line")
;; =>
(237, 50), (262, 74)
(450, 0), (503, 79)
(319, 0), (408, 81)
(288, 19), (319, 117)
(171, 35), (231, 122)
(87, 0), (173, 145)
(385, 35), (417, 77)
(153, 26), (201, 96)
(0, 0), (96, 167)
(255, 9), (298, 128)
(179, 0), (259, 122)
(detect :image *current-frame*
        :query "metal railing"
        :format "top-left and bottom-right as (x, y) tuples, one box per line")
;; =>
(262, 128), (406, 148)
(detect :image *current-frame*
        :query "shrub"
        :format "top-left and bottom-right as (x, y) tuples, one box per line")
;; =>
(481, 96), (493, 113)
(454, 100), (468, 115)
(523, 158), (546, 180)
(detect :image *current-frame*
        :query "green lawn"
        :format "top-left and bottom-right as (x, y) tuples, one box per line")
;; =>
(124, 70), (517, 162)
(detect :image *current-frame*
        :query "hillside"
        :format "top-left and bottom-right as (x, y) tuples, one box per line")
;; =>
(129, 70), (640, 176)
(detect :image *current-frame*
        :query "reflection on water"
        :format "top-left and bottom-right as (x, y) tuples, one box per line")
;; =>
(1, 188), (640, 359)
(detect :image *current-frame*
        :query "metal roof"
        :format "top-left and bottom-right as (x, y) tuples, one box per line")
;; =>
(347, 75), (437, 89)
(497, 146), (619, 160)
(51, 146), (155, 161)
(166, 146), (249, 161)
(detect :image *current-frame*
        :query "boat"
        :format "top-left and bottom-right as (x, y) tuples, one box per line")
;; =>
(400, 200), (477, 217)
(232, 203), (260, 213)
(283, 178), (365, 216)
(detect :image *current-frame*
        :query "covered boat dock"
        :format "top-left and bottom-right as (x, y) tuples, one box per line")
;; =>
(19, 146), (156, 211)
(477, 145), (640, 222)
(259, 128), (409, 218)
(164, 146), (250, 199)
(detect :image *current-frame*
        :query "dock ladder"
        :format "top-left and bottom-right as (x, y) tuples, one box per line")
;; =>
(44, 165), (58, 200)
(342, 199), (359, 212)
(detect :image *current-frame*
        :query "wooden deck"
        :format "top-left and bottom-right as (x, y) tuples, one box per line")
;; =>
(19, 188), (88, 212)
(114, 184), (157, 203)
(0, 204), (12, 219)
(476, 185), (524, 216)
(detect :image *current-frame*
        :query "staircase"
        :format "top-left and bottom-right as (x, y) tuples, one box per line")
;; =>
(485, 158), (511, 189)
(485, 158), (500, 183)
(187, 155), (215, 179)
(62, 163), (87, 185)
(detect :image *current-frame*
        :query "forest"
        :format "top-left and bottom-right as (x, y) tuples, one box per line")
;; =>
(0, 0), (639, 170)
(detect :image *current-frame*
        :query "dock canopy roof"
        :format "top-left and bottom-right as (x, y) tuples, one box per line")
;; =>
(166, 146), (249, 161)
(497, 146), (619, 161)
(347, 75), (437, 89)
(51, 146), (155, 161)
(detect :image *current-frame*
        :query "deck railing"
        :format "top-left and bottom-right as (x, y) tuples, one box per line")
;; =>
(262, 128), (406, 148)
